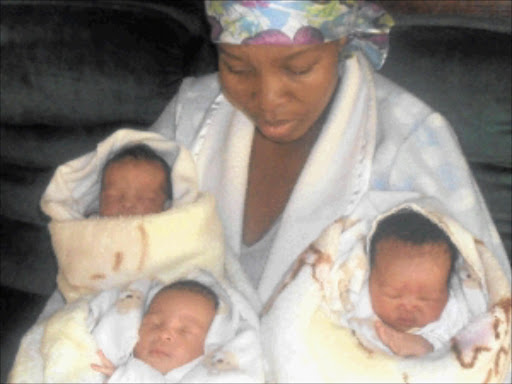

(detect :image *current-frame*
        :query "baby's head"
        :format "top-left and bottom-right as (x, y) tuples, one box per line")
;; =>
(368, 209), (458, 332)
(99, 144), (172, 217)
(134, 280), (218, 374)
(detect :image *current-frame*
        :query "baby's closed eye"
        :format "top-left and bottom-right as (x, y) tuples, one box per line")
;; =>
(382, 291), (401, 299)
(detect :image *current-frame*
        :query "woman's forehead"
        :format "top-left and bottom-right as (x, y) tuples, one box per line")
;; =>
(218, 41), (340, 60)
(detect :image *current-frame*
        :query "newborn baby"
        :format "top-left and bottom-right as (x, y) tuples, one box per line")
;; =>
(91, 280), (218, 380)
(351, 209), (472, 357)
(99, 143), (172, 217)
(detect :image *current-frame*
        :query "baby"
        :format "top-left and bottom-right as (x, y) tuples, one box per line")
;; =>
(99, 143), (172, 217)
(91, 280), (218, 380)
(361, 208), (469, 357)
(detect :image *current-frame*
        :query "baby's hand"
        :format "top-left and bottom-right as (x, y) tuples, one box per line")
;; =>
(375, 320), (433, 357)
(91, 350), (116, 380)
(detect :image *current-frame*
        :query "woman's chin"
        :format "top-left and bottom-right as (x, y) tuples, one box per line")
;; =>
(257, 122), (313, 144)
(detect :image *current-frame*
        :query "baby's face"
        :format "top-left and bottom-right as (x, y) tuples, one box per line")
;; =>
(369, 238), (451, 332)
(134, 289), (216, 374)
(100, 158), (168, 216)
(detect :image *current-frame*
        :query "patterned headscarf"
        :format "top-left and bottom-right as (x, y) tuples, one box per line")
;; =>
(205, 0), (394, 69)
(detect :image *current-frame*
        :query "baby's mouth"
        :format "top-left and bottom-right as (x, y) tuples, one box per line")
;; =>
(149, 348), (170, 358)
(395, 317), (416, 330)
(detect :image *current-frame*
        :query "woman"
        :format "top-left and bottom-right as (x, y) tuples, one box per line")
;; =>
(151, 0), (510, 307)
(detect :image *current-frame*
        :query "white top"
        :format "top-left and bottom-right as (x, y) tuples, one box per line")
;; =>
(240, 218), (281, 287)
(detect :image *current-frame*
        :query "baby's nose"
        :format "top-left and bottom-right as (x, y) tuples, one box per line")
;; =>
(121, 198), (138, 212)
(160, 328), (177, 342)
(397, 301), (416, 315)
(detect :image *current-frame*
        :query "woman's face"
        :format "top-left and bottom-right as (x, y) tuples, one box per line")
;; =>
(218, 40), (345, 144)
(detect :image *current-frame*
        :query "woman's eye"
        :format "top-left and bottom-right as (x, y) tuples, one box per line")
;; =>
(286, 66), (313, 76)
(222, 61), (252, 75)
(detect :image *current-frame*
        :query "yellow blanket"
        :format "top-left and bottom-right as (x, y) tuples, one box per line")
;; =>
(51, 191), (224, 302)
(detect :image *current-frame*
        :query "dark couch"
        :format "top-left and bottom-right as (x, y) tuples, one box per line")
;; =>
(1, 1), (510, 381)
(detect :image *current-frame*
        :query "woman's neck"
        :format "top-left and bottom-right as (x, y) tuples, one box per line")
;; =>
(242, 109), (328, 246)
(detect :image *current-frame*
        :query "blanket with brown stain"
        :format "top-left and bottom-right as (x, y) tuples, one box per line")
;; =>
(262, 203), (511, 383)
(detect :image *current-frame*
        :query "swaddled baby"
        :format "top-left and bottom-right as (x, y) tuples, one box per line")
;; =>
(91, 279), (219, 382)
(349, 208), (474, 356)
(85, 273), (265, 383)
(38, 128), (226, 304)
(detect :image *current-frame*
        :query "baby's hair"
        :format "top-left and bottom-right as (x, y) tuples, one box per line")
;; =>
(101, 144), (172, 200)
(369, 208), (458, 278)
(158, 279), (220, 311)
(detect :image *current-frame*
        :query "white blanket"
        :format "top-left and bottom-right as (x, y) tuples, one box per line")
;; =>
(261, 199), (511, 383)
(9, 271), (265, 383)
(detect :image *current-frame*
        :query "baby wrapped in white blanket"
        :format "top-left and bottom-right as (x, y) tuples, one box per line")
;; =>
(10, 271), (263, 383)
(9, 129), (264, 382)
(262, 196), (511, 383)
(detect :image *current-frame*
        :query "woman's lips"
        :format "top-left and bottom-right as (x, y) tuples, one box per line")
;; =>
(259, 120), (293, 133)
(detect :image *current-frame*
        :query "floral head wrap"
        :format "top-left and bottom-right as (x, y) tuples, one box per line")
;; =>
(205, 0), (394, 69)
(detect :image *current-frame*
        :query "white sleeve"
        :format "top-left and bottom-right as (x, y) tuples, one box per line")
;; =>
(414, 288), (471, 352)
(107, 357), (166, 384)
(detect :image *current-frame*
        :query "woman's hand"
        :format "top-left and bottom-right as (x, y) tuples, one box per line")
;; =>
(375, 320), (434, 357)
(91, 349), (116, 380)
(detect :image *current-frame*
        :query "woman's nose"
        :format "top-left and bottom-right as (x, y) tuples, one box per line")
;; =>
(254, 72), (286, 118)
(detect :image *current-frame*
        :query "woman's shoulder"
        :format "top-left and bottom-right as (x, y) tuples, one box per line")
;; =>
(176, 73), (222, 121)
(178, 72), (221, 102)
(373, 73), (452, 137)
(374, 73), (434, 116)
(151, 72), (222, 144)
